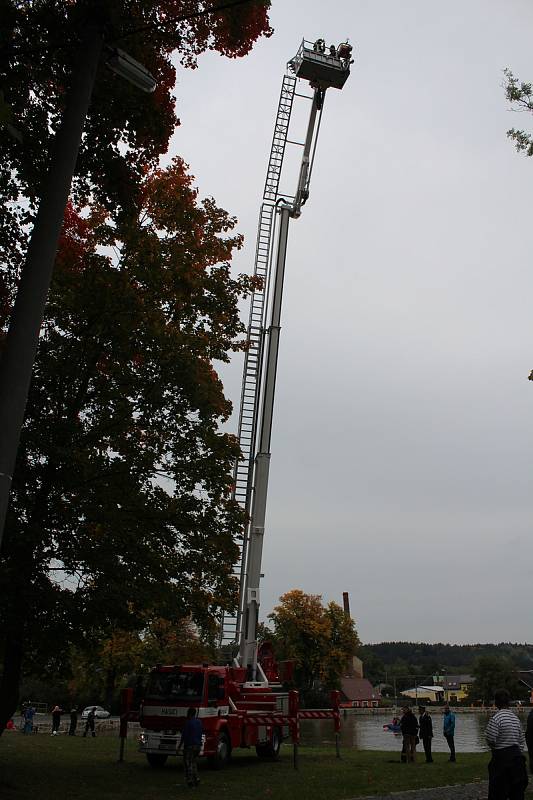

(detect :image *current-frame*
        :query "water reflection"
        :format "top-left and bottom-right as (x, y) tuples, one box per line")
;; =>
(299, 712), (514, 753)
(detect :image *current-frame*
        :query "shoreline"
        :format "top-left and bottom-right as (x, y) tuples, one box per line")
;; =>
(344, 706), (531, 715)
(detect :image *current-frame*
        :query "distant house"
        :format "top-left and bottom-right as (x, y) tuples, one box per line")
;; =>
(401, 686), (444, 704)
(433, 674), (474, 703)
(340, 677), (381, 708)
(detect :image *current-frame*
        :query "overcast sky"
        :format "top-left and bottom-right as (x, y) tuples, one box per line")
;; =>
(168, 1), (533, 645)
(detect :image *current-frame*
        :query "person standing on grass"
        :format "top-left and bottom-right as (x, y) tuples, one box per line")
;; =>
(69, 707), (78, 736)
(400, 705), (418, 763)
(418, 705), (433, 763)
(23, 703), (35, 735)
(486, 689), (528, 800)
(177, 707), (203, 787)
(83, 707), (97, 738)
(51, 705), (63, 735)
(443, 704), (456, 762)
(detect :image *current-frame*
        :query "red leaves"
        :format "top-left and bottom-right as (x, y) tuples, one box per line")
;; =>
(207, 0), (273, 59)
(55, 202), (92, 275)
(3, 2), (273, 231)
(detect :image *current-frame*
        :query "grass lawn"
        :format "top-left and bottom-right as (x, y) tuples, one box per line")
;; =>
(0, 734), (496, 799)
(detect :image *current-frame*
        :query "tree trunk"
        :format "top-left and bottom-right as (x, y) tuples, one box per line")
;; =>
(0, 631), (23, 735)
(105, 668), (117, 713)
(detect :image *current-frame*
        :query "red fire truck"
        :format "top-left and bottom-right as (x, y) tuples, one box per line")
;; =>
(137, 37), (353, 768)
(139, 662), (289, 767)
(138, 660), (342, 767)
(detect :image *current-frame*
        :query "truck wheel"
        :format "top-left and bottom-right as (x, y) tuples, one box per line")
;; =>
(256, 726), (281, 760)
(146, 753), (168, 768)
(208, 731), (231, 769)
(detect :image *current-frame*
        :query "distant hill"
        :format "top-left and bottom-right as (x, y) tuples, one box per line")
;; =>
(358, 641), (533, 686)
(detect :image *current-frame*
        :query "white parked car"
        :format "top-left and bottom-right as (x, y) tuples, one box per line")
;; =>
(81, 705), (110, 719)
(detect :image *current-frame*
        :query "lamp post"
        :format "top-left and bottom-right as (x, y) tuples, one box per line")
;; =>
(441, 668), (448, 703)
(0, 20), (155, 548)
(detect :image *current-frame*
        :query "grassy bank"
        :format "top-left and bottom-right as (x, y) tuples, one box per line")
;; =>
(0, 734), (495, 799)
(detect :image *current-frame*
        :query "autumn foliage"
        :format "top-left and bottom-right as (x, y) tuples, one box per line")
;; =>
(68, 617), (214, 709)
(267, 590), (360, 693)
(0, 0), (272, 295)
(0, 0), (272, 732)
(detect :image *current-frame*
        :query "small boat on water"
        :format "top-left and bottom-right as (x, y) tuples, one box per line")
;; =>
(383, 717), (401, 734)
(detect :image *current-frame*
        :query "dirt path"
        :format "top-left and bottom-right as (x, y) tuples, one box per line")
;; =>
(350, 780), (533, 800)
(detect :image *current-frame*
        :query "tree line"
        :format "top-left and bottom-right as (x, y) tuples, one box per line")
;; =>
(359, 642), (533, 704)
(361, 642), (533, 677)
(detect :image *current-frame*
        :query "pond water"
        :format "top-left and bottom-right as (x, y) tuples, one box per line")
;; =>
(300, 711), (512, 753)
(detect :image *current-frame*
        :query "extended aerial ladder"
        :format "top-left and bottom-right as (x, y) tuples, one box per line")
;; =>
(219, 38), (353, 680)
(135, 40), (353, 769)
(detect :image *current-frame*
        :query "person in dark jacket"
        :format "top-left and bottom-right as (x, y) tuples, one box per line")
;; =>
(83, 707), (97, 738)
(400, 706), (418, 763)
(418, 705), (433, 763)
(526, 707), (533, 775)
(51, 705), (63, 735)
(69, 707), (78, 736)
(177, 707), (203, 787)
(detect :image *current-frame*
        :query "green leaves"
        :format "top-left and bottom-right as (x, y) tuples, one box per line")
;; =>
(0, 122), (255, 700)
(0, 0), (273, 729)
(503, 68), (533, 156)
(468, 655), (529, 704)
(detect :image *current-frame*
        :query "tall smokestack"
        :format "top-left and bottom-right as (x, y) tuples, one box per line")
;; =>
(342, 591), (351, 618)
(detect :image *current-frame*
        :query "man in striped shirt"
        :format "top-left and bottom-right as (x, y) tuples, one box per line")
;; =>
(485, 689), (528, 800)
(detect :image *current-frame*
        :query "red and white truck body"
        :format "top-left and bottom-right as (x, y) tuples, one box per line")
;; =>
(138, 663), (291, 766)
(137, 663), (340, 767)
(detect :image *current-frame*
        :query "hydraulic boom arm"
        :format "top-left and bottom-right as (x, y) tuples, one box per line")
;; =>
(233, 39), (353, 679)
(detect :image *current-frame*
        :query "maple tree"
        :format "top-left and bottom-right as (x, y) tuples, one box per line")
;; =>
(0, 154), (262, 733)
(0, 0), (272, 734)
(266, 590), (360, 695)
(1, 0), (272, 297)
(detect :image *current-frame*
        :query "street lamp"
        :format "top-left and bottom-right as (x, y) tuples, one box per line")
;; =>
(0, 21), (156, 548)
(106, 48), (156, 93)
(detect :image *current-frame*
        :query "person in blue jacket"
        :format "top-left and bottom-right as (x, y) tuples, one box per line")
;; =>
(443, 704), (456, 762)
(22, 703), (35, 735)
(177, 707), (203, 787)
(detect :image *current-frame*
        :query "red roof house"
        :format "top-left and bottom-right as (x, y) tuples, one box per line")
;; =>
(340, 677), (381, 708)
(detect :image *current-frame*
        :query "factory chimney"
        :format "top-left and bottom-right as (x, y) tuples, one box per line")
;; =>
(342, 591), (351, 618)
(341, 591), (364, 679)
